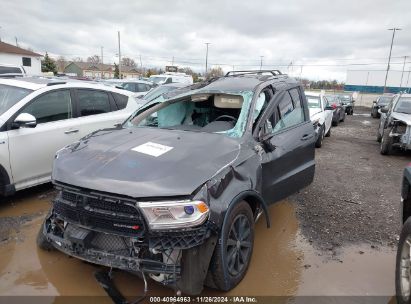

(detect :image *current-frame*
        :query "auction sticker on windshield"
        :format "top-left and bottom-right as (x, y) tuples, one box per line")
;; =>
(132, 142), (173, 157)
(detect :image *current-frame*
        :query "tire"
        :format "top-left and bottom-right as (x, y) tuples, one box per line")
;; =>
(396, 217), (411, 304)
(372, 110), (377, 118)
(380, 129), (393, 155)
(36, 223), (54, 251)
(325, 126), (331, 137)
(377, 130), (382, 143)
(315, 126), (324, 148)
(332, 118), (339, 127)
(209, 201), (254, 291)
(340, 112), (345, 122)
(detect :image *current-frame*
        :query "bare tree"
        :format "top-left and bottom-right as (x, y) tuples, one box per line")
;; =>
(56, 56), (67, 72)
(121, 57), (137, 67)
(72, 57), (83, 62)
(206, 66), (224, 79)
(87, 55), (100, 64)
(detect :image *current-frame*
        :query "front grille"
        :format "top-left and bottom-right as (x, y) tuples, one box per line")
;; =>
(54, 188), (146, 236)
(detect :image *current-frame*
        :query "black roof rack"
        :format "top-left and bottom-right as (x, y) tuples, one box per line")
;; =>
(225, 70), (283, 77)
(46, 81), (67, 86)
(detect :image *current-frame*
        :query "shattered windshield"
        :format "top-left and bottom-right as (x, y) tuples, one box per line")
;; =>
(306, 95), (321, 108)
(125, 90), (254, 138)
(394, 97), (411, 114)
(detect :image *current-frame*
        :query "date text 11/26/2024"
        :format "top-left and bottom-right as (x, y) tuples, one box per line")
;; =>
(149, 297), (258, 303)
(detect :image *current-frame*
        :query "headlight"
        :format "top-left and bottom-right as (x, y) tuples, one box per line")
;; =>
(138, 200), (209, 230)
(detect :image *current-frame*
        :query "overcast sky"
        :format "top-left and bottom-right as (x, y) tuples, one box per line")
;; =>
(1, 0), (410, 80)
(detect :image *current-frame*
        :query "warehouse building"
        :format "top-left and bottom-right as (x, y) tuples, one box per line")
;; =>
(344, 70), (411, 93)
(0, 41), (42, 75)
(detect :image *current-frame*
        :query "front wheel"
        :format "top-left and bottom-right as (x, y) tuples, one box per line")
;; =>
(209, 201), (254, 291)
(36, 223), (54, 251)
(396, 218), (411, 304)
(380, 129), (393, 155)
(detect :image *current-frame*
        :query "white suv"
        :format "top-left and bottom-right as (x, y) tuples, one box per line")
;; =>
(0, 77), (143, 195)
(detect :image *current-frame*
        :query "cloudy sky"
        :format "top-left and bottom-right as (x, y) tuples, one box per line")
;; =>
(1, 0), (410, 80)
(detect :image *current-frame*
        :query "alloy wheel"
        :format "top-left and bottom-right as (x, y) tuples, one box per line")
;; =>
(226, 214), (252, 276)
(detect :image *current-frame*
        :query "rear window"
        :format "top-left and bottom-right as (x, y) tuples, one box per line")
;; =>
(0, 84), (33, 115)
(0, 66), (22, 74)
(112, 92), (129, 110)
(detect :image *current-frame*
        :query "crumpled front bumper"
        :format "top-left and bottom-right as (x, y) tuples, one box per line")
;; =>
(389, 124), (411, 150)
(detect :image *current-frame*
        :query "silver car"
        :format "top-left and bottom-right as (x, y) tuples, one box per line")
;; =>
(377, 93), (411, 155)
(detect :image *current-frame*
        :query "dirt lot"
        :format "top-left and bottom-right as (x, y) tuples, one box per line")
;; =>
(0, 106), (407, 302)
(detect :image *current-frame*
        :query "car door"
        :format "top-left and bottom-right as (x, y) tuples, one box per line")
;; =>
(71, 88), (128, 139)
(257, 86), (315, 204)
(379, 96), (397, 135)
(7, 89), (79, 189)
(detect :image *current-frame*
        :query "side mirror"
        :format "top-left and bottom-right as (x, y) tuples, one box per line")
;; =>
(12, 113), (37, 129)
(380, 107), (388, 113)
(325, 105), (334, 110)
(258, 130), (276, 152)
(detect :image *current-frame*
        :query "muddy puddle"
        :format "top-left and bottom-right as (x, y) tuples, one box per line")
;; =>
(0, 191), (397, 301)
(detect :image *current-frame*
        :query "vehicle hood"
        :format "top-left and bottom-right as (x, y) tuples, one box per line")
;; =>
(52, 127), (241, 198)
(391, 112), (411, 125)
(309, 107), (322, 119)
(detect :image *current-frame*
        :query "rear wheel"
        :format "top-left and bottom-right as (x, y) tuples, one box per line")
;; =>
(341, 111), (346, 122)
(396, 218), (411, 304)
(209, 201), (254, 291)
(325, 126), (331, 137)
(315, 126), (324, 148)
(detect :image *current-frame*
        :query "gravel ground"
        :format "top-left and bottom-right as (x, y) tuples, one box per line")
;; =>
(293, 106), (411, 253)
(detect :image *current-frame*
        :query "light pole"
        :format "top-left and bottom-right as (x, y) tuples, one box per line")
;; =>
(205, 43), (210, 75)
(383, 28), (401, 93)
(400, 55), (408, 90)
(259, 56), (264, 70)
(118, 31), (122, 79)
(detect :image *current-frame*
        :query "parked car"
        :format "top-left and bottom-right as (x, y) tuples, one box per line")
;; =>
(395, 164), (411, 304)
(337, 92), (355, 115)
(305, 91), (333, 148)
(37, 70), (315, 297)
(371, 94), (394, 118)
(139, 82), (188, 102)
(149, 72), (193, 85)
(377, 94), (411, 155)
(325, 94), (346, 126)
(0, 63), (26, 78)
(102, 79), (154, 96)
(0, 77), (143, 195)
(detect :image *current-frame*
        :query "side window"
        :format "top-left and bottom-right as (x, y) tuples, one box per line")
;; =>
(322, 96), (327, 109)
(22, 90), (72, 124)
(112, 93), (129, 110)
(136, 83), (147, 92)
(122, 83), (136, 92)
(165, 77), (172, 84)
(76, 89), (111, 116)
(272, 90), (305, 133)
(289, 88), (302, 109)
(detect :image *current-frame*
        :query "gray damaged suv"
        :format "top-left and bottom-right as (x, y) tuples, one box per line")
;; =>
(377, 93), (411, 155)
(37, 70), (315, 298)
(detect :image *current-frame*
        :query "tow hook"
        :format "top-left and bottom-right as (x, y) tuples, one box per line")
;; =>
(94, 268), (148, 304)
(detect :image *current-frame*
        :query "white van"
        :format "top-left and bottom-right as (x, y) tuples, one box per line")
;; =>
(149, 72), (193, 85)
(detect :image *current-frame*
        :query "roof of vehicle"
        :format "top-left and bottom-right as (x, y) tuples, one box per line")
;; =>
(304, 91), (322, 96)
(400, 94), (411, 98)
(0, 76), (136, 95)
(104, 78), (152, 85)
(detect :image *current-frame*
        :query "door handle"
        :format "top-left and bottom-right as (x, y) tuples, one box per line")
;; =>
(64, 129), (79, 134)
(301, 134), (314, 141)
